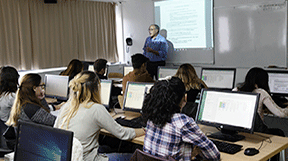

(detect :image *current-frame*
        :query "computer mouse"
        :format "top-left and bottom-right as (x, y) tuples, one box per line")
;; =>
(244, 148), (259, 156)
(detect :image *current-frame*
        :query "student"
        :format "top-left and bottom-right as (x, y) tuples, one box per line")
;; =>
(0, 66), (19, 123)
(60, 59), (84, 81)
(142, 77), (220, 161)
(122, 53), (155, 93)
(175, 63), (208, 103)
(0, 66), (19, 148)
(6, 73), (56, 127)
(93, 58), (108, 79)
(235, 67), (287, 161)
(54, 71), (145, 161)
(234, 67), (288, 123)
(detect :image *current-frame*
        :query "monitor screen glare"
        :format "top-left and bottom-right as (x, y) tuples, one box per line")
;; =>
(100, 80), (112, 106)
(123, 82), (153, 112)
(158, 67), (178, 79)
(124, 66), (134, 76)
(45, 75), (69, 100)
(267, 71), (288, 95)
(201, 68), (235, 89)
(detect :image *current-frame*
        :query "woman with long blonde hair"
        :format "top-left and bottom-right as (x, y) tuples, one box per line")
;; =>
(54, 71), (145, 161)
(175, 63), (208, 102)
(6, 73), (56, 127)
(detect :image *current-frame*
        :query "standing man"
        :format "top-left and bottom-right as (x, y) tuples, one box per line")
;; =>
(143, 24), (168, 80)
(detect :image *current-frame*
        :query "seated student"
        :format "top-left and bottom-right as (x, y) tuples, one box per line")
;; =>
(122, 53), (155, 93)
(0, 66), (19, 123)
(175, 63), (208, 102)
(142, 77), (220, 161)
(94, 58), (108, 79)
(60, 59), (84, 81)
(234, 67), (288, 124)
(175, 64), (208, 119)
(54, 71), (145, 161)
(6, 73), (56, 127)
(0, 66), (19, 148)
(235, 67), (288, 161)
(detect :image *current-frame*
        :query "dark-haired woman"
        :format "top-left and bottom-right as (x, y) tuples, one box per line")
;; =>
(0, 66), (19, 148)
(0, 66), (19, 123)
(235, 67), (288, 161)
(6, 73), (56, 127)
(60, 59), (84, 81)
(234, 67), (288, 122)
(142, 77), (220, 161)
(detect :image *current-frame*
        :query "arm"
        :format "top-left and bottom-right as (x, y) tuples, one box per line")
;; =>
(259, 89), (288, 117)
(181, 120), (220, 160)
(23, 104), (56, 126)
(143, 38), (148, 56)
(95, 105), (136, 140)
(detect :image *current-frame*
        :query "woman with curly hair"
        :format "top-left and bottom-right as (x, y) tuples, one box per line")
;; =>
(142, 77), (220, 161)
(54, 71), (145, 161)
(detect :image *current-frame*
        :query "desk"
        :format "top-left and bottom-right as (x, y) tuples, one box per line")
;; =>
(101, 111), (288, 161)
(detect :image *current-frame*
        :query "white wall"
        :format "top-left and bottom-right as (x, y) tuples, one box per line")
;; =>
(121, 0), (154, 64)
(120, 0), (285, 86)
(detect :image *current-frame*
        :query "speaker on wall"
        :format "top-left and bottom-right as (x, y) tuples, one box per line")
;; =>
(44, 0), (57, 3)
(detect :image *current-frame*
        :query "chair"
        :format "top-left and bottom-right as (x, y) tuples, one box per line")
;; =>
(130, 149), (176, 161)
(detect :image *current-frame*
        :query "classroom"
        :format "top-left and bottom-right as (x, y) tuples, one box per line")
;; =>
(1, 0), (288, 160)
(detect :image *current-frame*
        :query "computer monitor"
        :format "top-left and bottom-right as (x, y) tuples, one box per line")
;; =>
(266, 70), (288, 96)
(100, 80), (113, 108)
(123, 82), (154, 112)
(200, 67), (236, 90)
(14, 121), (73, 161)
(44, 74), (69, 101)
(158, 66), (178, 80)
(124, 66), (134, 76)
(196, 89), (259, 142)
(88, 65), (94, 72)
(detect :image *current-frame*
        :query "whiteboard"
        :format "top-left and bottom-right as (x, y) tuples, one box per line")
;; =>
(214, 2), (287, 67)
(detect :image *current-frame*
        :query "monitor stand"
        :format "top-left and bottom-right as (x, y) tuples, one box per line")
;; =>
(207, 129), (245, 142)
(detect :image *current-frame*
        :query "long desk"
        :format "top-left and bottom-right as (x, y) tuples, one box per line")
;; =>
(101, 111), (288, 161)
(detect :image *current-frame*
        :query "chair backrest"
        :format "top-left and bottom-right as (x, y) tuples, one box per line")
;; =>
(130, 149), (176, 161)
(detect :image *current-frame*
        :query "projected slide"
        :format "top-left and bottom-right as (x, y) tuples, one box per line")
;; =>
(154, 0), (213, 49)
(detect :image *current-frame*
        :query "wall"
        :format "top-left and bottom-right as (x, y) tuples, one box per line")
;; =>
(121, 0), (287, 86)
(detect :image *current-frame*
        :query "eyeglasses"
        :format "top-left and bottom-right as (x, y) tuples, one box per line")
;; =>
(148, 28), (156, 31)
(38, 84), (45, 89)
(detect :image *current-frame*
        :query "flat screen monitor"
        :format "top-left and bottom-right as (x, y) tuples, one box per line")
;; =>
(266, 70), (288, 96)
(200, 67), (236, 90)
(123, 82), (154, 112)
(196, 89), (259, 142)
(100, 80), (113, 108)
(44, 74), (69, 101)
(14, 121), (73, 161)
(88, 65), (94, 72)
(107, 64), (124, 77)
(158, 66), (178, 80)
(124, 66), (134, 76)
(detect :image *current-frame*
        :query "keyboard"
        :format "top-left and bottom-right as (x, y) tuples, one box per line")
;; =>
(115, 116), (146, 128)
(210, 139), (243, 154)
